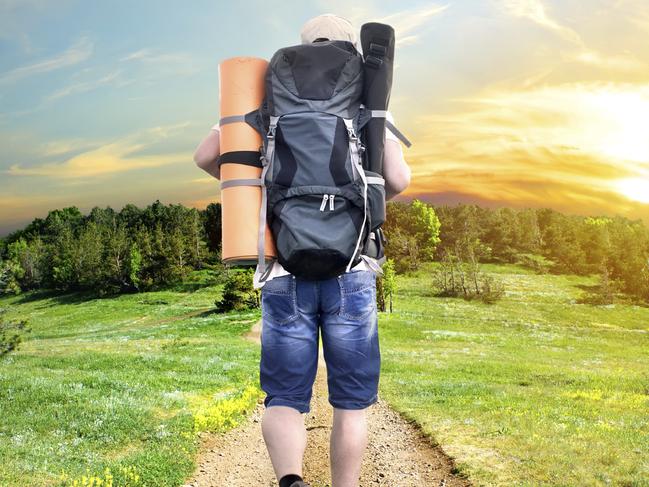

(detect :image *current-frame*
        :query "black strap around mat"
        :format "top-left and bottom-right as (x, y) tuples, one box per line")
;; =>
(217, 150), (262, 168)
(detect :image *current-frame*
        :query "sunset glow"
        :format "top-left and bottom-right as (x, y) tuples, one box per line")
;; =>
(616, 177), (649, 204)
(1, 0), (649, 235)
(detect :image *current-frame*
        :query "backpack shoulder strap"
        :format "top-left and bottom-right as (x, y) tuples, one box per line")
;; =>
(362, 109), (412, 147)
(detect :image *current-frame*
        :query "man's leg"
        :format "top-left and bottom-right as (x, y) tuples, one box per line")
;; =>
(330, 407), (368, 487)
(259, 275), (319, 484)
(320, 270), (381, 487)
(262, 405), (307, 480)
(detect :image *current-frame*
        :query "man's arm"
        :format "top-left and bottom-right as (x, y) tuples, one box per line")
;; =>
(193, 125), (221, 180)
(382, 114), (411, 200)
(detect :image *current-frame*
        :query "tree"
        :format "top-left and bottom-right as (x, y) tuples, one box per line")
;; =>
(127, 242), (143, 291)
(167, 226), (189, 282)
(203, 203), (222, 256)
(185, 208), (208, 269)
(49, 224), (76, 290)
(380, 259), (396, 313)
(76, 221), (104, 289)
(384, 199), (441, 273)
(1, 237), (47, 291)
(0, 256), (22, 295)
(104, 220), (130, 292)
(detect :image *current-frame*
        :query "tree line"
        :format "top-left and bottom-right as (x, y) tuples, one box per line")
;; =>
(1, 199), (648, 302)
(384, 202), (649, 302)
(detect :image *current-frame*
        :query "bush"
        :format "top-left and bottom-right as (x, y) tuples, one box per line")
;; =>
(432, 244), (505, 304)
(0, 307), (30, 356)
(215, 267), (259, 312)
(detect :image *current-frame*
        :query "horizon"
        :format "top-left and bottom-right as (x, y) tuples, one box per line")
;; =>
(2, 0), (649, 236)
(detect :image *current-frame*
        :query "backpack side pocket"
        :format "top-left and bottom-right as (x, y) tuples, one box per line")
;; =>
(364, 169), (386, 232)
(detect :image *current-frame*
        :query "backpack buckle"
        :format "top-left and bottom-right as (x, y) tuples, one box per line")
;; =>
(259, 149), (268, 167)
(365, 55), (382, 69)
(369, 42), (387, 57)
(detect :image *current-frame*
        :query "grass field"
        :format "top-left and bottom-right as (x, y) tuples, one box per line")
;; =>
(1, 263), (648, 486)
(0, 270), (264, 487)
(378, 262), (649, 486)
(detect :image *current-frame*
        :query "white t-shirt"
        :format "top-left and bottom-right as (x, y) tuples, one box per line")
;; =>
(252, 110), (399, 289)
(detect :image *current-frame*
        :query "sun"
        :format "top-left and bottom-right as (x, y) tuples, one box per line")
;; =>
(589, 90), (649, 164)
(615, 178), (649, 204)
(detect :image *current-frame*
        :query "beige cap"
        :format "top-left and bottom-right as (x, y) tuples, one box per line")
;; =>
(300, 13), (359, 50)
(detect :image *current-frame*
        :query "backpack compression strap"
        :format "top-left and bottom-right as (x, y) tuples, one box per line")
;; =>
(216, 110), (266, 169)
(343, 118), (370, 273)
(257, 115), (279, 280)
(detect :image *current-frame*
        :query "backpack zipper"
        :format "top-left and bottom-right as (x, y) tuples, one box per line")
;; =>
(329, 194), (335, 210)
(319, 194), (329, 211)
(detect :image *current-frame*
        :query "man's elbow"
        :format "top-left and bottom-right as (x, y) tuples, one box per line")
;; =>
(390, 166), (411, 195)
(193, 149), (210, 169)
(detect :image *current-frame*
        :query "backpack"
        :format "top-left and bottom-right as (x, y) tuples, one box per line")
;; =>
(219, 38), (410, 281)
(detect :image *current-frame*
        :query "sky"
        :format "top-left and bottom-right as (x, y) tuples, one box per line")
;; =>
(1, 0), (649, 237)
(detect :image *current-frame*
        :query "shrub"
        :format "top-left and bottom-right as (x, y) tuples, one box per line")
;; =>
(0, 307), (30, 356)
(215, 267), (259, 312)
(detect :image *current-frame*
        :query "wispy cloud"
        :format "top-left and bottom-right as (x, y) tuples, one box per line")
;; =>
(45, 69), (128, 101)
(120, 48), (186, 64)
(376, 4), (449, 46)
(502, 0), (583, 45)
(191, 176), (218, 185)
(0, 36), (93, 84)
(501, 0), (646, 73)
(424, 82), (649, 165)
(569, 49), (646, 72)
(119, 47), (200, 77)
(406, 81), (649, 214)
(6, 122), (193, 179)
(0, 67), (130, 119)
(310, 1), (448, 47)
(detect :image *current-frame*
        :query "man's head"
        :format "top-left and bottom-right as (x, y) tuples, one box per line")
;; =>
(300, 13), (359, 51)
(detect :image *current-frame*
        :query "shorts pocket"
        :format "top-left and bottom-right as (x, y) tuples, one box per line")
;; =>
(261, 275), (299, 325)
(337, 270), (376, 320)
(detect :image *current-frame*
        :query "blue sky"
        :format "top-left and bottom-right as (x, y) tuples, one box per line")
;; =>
(2, 0), (649, 236)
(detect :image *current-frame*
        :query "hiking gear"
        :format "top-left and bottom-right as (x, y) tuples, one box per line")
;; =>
(217, 56), (277, 266)
(359, 22), (411, 176)
(258, 39), (372, 281)
(218, 26), (411, 281)
(260, 270), (380, 414)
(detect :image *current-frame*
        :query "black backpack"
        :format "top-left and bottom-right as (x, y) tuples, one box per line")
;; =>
(219, 38), (410, 281)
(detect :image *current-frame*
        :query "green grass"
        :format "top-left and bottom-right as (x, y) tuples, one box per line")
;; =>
(0, 269), (263, 487)
(2, 263), (648, 486)
(378, 262), (649, 486)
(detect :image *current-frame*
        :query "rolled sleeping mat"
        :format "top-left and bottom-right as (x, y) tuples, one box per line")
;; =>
(218, 56), (277, 266)
(360, 22), (395, 175)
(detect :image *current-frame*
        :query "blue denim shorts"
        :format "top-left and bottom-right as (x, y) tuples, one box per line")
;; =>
(259, 269), (380, 413)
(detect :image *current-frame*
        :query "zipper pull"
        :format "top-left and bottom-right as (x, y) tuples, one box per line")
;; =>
(319, 194), (329, 211)
(329, 194), (335, 211)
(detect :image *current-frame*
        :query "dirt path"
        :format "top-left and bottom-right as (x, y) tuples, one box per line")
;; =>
(184, 320), (472, 487)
